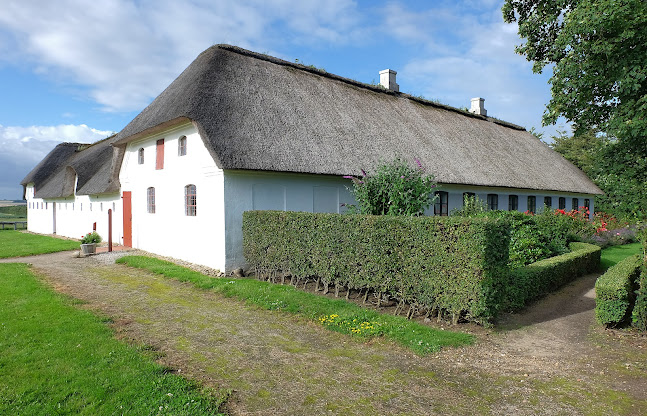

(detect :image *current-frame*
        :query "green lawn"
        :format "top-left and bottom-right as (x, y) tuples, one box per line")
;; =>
(116, 255), (475, 355)
(600, 242), (643, 271)
(0, 263), (227, 415)
(0, 230), (80, 258)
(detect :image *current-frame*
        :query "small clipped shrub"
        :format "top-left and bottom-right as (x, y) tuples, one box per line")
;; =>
(506, 242), (600, 310)
(595, 254), (643, 327)
(633, 265), (647, 331)
(344, 158), (437, 216)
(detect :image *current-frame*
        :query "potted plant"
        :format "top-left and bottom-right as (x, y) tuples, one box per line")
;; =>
(80, 231), (102, 255)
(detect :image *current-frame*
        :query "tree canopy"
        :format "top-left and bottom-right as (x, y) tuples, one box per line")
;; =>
(503, 0), (647, 138)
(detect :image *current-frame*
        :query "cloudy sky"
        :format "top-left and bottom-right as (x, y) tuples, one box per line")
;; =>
(0, 0), (563, 200)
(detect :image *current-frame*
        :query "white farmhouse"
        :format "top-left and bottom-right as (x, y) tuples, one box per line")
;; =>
(21, 45), (603, 272)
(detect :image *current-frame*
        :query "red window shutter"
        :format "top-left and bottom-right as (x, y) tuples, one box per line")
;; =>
(156, 139), (164, 169)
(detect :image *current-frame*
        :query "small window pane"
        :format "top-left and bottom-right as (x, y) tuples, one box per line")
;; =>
(147, 187), (155, 214)
(487, 194), (498, 210)
(508, 195), (518, 211)
(178, 136), (187, 156)
(138, 148), (144, 164)
(558, 197), (566, 210)
(185, 184), (196, 216)
(434, 191), (448, 216)
(527, 196), (536, 214)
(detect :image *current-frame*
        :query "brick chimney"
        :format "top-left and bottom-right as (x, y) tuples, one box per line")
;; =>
(379, 69), (399, 92)
(469, 97), (487, 116)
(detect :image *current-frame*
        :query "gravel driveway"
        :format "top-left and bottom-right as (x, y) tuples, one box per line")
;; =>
(3, 250), (646, 415)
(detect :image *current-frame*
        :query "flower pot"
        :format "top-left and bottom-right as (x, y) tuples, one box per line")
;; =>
(80, 243), (96, 255)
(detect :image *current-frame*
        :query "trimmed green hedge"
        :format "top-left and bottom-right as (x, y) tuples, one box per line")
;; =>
(631, 264), (647, 331)
(595, 254), (643, 327)
(243, 211), (509, 324)
(505, 242), (601, 311)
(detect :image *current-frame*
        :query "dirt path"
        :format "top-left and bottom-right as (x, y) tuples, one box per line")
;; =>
(3, 251), (647, 415)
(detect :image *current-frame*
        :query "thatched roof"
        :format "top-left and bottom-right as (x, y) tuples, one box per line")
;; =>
(25, 44), (602, 198)
(113, 44), (601, 195)
(21, 135), (119, 198)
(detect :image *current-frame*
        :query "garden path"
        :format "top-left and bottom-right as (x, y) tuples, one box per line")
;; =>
(2, 251), (646, 415)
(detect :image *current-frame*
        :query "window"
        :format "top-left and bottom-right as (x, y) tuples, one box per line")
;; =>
(508, 195), (518, 211)
(147, 187), (156, 213)
(527, 196), (536, 213)
(156, 139), (165, 170)
(138, 148), (144, 164)
(544, 196), (552, 208)
(178, 136), (187, 156)
(559, 197), (566, 210)
(463, 192), (476, 207)
(584, 199), (590, 210)
(487, 194), (498, 210)
(572, 198), (579, 211)
(434, 191), (448, 216)
(185, 184), (196, 216)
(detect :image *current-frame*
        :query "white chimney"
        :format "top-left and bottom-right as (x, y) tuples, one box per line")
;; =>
(469, 97), (487, 116)
(379, 69), (399, 92)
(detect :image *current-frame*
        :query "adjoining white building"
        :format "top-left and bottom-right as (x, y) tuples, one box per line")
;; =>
(21, 45), (603, 273)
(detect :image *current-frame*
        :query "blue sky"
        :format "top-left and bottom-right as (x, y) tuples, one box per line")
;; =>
(0, 0), (564, 200)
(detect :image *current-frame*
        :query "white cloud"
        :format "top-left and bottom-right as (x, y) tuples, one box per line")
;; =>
(0, 0), (362, 113)
(0, 124), (113, 199)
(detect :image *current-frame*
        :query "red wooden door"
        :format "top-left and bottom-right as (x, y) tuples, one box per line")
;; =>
(122, 191), (132, 247)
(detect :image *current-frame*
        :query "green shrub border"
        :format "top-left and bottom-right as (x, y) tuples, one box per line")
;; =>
(595, 254), (643, 327)
(505, 242), (601, 311)
(633, 264), (647, 330)
(243, 211), (510, 324)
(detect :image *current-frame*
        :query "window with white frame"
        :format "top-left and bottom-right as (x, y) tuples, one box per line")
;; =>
(185, 184), (196, 216)
(147, 187), (155, 213)
(178, 136), (187, 156)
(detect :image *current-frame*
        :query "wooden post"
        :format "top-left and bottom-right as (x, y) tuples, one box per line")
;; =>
(108, 209), (112, 252)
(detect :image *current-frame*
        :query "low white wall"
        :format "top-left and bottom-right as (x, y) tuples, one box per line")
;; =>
(24, 185), (123, 244)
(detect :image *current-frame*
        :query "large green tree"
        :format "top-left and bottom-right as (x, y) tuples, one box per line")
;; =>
(503, 0), (647, 139)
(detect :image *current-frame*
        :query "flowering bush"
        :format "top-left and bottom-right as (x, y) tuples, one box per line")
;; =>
(343, 158), (437, 216)
(81, 231), (102, 244)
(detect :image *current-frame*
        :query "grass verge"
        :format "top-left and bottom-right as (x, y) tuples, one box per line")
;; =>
(116, 256), (474, 355)
(600, 242), (643, 271)
(0, 263), (227, 415)
(0, 230), (79, 257)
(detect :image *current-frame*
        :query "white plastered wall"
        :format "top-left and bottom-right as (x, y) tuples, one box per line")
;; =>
(24, 184), (123, 243)
(119, 122), (226, 271)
